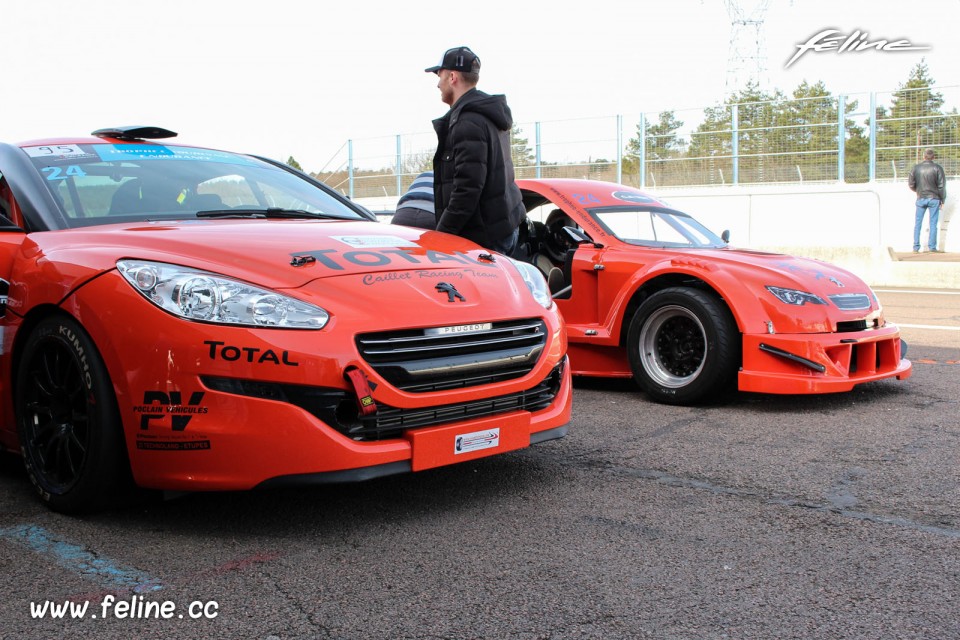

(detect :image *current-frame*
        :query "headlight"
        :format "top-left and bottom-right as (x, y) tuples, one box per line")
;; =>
(765, 286), (826, 306)
(508, 258), (553, 309)
(117, 260), (330, 328)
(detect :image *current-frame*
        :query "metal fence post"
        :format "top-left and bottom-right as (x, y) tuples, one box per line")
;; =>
(732, 105), (739, 185)
(396, 135), (402, 198)
(837, 95), (846, 182)
(869, 92), (877, 182)
(639, 112), (646, 188)
(617, 114), (623, 184)
(536, 121), (542, 179)
(348, 139), (354, 200)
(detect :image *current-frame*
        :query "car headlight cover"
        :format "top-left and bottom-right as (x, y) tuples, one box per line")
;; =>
(765, 285), (826, 306)
(117, 260), (329, 328)
(508, 258), (553, 309)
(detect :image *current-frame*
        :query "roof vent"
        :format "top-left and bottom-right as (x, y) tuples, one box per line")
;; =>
(91, 126), (178, 141)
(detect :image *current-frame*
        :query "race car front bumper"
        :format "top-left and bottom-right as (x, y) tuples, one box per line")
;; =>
(738, 325), (912, 394)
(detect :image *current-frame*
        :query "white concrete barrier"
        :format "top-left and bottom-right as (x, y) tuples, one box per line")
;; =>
(358, 179), (959, 289)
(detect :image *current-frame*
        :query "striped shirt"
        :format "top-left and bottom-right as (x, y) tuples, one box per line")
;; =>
(396, 171), (435, 213)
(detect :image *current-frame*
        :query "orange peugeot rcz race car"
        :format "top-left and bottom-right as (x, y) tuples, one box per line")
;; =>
(0, 127), (570, 512)
(514, 178), (911, 405)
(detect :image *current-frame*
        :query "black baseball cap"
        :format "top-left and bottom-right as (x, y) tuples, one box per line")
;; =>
(425, 46), (481, 74)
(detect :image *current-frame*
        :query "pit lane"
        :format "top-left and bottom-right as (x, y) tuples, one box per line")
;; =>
(1, 290), (957, 639)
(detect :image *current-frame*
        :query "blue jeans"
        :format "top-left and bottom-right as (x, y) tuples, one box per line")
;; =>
(913, 198), (941, 251)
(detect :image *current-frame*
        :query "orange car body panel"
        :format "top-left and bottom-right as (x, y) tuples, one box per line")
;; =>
(0, 136), (570, 491)
(517, 178), (912, 395)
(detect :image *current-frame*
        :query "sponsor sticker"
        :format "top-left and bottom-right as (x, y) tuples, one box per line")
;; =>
(93, 144), (257, 166)
(332, 235), (417, 248)
(24, 144), (89, 158)
(455, 428), (500, 455)
(136, 440), (211, 451)
(612, 191), (656, 204)
(425, 322), (492, 336)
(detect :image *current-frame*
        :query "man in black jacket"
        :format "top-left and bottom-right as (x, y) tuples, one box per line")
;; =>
(425, 46), (524, 255)
(908, 148), (947, 253)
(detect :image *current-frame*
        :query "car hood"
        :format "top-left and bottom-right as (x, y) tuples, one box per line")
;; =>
(32, 219), (506, 289)
(698, 247), (871, 294)
(651, 246), (882, 333)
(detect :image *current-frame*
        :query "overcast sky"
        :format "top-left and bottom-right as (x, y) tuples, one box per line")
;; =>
(2, 0), (957, 172)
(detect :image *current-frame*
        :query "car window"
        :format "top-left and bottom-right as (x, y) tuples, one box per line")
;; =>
(22, 143), (365, 229)
(0, 174), (23, 228)
(591, 206), (726, 248)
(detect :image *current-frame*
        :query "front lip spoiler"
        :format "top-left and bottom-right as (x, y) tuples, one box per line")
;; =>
(253, 426), (568, 489)
(758, 343), (827, 373)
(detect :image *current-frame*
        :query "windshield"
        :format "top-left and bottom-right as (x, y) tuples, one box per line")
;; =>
(24, 143), (365, 229)
(589, 205), (726, 248)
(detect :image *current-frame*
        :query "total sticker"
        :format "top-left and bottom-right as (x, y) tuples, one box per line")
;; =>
(455, 428), (500, 455)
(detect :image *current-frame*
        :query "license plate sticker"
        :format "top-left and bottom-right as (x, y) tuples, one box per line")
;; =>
(455, 428), (500, 455)
(425, 322), (492, 336)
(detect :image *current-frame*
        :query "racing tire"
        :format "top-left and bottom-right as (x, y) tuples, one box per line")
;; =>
(15, 316), (130, 513)
(626, 287), (739, 405)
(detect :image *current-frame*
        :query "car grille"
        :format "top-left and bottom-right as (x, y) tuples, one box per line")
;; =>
(829, 293), (872, 310)
(203, 359), (565, 442)
(356, 319), (547, 392)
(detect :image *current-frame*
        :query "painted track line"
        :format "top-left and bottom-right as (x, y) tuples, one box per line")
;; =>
(898, 323), (960, 331)
(0, 524), (163, 593)
(874, 289), (960, 295)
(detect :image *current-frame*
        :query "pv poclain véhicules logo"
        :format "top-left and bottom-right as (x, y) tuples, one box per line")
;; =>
(786, 29), (930, 68)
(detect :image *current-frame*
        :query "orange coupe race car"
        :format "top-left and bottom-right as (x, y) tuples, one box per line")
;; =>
(514, 178), (911, 405)
(0, 127), (570, 512)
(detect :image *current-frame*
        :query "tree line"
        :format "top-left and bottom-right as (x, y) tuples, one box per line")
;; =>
(305, 61), (958, 196)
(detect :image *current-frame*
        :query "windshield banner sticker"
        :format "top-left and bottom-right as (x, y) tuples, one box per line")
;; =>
(93, 145), (257, 166)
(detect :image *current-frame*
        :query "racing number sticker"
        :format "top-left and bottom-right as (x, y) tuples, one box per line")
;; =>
(42, 166), (87, 180)
(24, 144), (87, 158)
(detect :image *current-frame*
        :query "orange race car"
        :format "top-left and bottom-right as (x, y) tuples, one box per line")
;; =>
(514, 178), (911, 405)
(0, 127), (570, 512)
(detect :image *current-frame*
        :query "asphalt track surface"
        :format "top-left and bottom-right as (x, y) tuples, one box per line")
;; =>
(1, 289), (957, 640)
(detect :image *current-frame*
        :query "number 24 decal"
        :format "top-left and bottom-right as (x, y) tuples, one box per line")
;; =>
(42, 166), (87, 181)
(572, 193), (600, 204)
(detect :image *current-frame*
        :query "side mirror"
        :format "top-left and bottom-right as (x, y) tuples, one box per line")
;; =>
(721, 229), (730, 243)
(563, 226), (603, 249)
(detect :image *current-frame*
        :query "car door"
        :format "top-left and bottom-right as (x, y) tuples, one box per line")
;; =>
(0, 174), (29, 441)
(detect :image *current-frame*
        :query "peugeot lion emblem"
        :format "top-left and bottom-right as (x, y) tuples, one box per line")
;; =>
(435, 282), (465, 302)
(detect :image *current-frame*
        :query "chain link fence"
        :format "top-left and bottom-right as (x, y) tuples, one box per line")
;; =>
(315, 85), (960, 201)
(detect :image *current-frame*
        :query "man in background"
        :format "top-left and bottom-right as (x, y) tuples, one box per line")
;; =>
(425, 46), (524, 255)
(908, 148), (946, 253)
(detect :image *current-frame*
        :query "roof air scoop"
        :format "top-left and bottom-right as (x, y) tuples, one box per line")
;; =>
(91, 126), (178, 141)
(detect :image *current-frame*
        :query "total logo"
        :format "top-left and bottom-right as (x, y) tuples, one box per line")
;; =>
(204, 340), (300, 366)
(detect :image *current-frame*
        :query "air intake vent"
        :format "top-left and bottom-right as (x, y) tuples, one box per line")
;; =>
(829, 294), (871, 310)
(357, 319), (547, 392)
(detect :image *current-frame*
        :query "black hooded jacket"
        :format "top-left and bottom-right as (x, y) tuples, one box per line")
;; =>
(432, 88), (524, 250)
